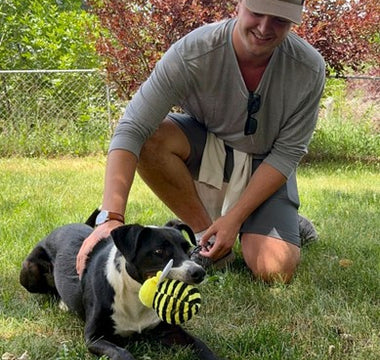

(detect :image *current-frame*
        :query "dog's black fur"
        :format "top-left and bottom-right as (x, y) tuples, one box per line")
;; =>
(20, 211), (222, 360)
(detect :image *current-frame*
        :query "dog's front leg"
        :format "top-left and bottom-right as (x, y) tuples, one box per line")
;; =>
(86, 337), (135, 360)
(84, 317), (135, 360)
(154, 322), (224, 360)
(190, 336), (224, 360)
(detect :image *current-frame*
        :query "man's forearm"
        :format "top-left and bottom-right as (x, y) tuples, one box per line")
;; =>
(101, 149), (138, 215)
(227, 161), (287, 224)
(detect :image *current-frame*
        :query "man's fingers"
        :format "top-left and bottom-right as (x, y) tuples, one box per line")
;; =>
(76, 237), (95, 276)
(76, 254), (87, 279)
(76, 247), (90, 277)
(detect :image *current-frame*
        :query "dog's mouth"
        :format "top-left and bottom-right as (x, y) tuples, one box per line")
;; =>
(142, 260), (205, 285)
(143, 271), (182, 280)
(143, 270), (195, 285)
(145, 271), (158, 279)
(143, 269), (167, 282)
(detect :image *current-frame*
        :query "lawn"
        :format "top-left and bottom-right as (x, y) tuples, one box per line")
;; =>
(0, 157), (379, 360)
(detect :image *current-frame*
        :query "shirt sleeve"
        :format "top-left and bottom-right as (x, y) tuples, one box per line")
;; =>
(109, 45), (190, 157)
(264, 60), (325, 178)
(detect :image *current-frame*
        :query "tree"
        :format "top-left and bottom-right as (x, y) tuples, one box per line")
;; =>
(88, 0), (235, 98)
(296, 0), (379, 75)
(89, 0), (379, 99)
(0, 0), (100, 70)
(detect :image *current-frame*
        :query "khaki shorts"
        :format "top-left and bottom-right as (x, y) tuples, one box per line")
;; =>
(168, 113), (301, 247)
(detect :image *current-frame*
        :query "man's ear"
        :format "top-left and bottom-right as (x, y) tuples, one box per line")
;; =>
(111, 224), (145, 262)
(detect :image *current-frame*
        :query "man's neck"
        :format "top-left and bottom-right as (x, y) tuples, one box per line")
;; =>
(238, 61), (268, 92)
(232, 26), (273, 91)
(232, 25), (273, 68)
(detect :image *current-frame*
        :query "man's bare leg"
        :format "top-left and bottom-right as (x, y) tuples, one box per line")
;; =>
(137, 118), (212, 233)
(241, 233), (301, 283)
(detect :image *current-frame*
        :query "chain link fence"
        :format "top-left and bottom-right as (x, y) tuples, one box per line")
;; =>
(0, 69), (378, 158)
(0, 69), (122, 156)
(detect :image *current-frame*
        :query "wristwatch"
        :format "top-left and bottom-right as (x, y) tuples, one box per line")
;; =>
(95, 210), (125, 226)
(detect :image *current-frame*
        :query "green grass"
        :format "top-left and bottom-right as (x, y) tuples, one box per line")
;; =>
(0, 157), (379, 360)
(0, 120), (111, 157)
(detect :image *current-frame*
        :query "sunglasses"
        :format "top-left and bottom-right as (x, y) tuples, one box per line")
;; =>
(244, 92), (261, 136)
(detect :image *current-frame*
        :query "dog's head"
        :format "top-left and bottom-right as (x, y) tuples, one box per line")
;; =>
(111, 221), (205, 285)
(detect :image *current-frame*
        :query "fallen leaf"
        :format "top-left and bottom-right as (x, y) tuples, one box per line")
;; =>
(339, 259), (353, 267)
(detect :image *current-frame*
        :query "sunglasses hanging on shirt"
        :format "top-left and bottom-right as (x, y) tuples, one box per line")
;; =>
(244, 92), (261, 136)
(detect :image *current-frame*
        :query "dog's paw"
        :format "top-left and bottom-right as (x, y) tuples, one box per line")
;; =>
(2, 351), (29, 360)
(58, 300), (69, 312)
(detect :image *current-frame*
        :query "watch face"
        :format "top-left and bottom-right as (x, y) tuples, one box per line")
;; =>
(96, 210), (108, 225)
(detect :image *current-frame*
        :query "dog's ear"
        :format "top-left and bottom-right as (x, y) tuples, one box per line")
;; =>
(111, 224), (145, 262)
(84, 207), (101, 227)
(165, 219), (197, 246)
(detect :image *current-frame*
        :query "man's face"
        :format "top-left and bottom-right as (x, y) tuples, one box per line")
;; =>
(234, 0), (293, 61)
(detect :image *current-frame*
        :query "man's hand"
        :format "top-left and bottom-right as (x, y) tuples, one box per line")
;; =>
(76, 220), (123, 278)
(199, 162), (287, 261)
(199, 215), (240, 260)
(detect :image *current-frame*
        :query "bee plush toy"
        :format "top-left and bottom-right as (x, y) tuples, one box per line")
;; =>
(139, 260), (201, 324)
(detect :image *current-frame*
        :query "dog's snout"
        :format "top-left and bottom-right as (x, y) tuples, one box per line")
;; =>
(169, 260), (206, 284)
(190, 266), (206, 284)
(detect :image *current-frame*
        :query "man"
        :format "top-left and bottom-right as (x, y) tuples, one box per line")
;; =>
(77, 0), (325, 283)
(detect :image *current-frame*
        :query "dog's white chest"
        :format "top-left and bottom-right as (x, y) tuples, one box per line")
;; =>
(111, 287), (161, 336)
(106, 249), (161, 336)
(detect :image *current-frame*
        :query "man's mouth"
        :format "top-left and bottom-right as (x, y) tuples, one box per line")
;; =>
(251, 31), (273, 42)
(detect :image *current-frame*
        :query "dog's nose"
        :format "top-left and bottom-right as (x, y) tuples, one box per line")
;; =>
(190, 266), (206, 284)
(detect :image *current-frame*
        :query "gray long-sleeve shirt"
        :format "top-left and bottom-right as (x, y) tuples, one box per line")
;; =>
(110, 18), (325, 178)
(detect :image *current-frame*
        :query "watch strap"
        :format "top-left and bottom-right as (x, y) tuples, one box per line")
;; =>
(106, 211), (125, 224)
(96, 210), (125, 226)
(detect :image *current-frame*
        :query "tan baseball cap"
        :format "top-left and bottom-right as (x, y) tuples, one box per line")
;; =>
(245, 0), (305, 25)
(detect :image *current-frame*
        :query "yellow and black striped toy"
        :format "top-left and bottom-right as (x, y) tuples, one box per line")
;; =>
(139, 260), (201, 324)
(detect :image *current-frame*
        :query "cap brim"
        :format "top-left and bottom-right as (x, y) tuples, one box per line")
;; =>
(245, 0), (303, 25)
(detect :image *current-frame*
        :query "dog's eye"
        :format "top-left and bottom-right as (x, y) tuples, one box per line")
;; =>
(153, 249), (164, 256)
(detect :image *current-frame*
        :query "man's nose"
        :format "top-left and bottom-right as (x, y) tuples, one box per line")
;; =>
(257, 15), (274, 35)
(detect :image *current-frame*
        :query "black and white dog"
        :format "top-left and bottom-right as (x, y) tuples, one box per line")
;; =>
(20, 215), (222, 360)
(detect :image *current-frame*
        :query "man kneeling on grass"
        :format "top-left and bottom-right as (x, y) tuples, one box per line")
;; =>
(76, 0), (325, 283)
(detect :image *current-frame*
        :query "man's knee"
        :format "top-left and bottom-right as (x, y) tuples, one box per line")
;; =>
(241, 234), (300, 284)
(251, 263), (298, 283)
